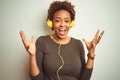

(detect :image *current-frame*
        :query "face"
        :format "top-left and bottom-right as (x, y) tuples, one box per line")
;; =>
(52, 10), (71, 39)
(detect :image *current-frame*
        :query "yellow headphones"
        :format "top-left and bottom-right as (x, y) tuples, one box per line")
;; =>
(47, 19), (75, 29)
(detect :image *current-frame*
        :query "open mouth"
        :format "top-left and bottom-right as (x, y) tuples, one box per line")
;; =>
(58, 28), (67, 35)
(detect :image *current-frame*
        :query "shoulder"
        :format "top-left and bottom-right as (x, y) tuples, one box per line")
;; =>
(36, 35), (50, 44)
(71, 37), (85, 54)
(71, 37), (84, 49)
(71, 37), (83, 45)
(36, 35), (50, 41)
(35, 35), (50, 49)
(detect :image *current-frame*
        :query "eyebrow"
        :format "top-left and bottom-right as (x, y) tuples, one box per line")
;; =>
(53, 17), (71, 20)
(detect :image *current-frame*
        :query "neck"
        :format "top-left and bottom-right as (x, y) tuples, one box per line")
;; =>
(50, 34), (71, 44)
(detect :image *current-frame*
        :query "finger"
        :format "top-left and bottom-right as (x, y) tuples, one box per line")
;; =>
(19, 30), (26, 41)
(82, 38), (87, 46)
(19, 30), (29, 47)
(98, 30), (105, 43)
(19, 30), (24, 38)
(93, 29), (100, 40)
(91, 41), (96, 47)
(32, 35), (35, 43)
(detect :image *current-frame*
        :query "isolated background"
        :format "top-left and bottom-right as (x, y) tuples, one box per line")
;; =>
(0, 0), (120, 80)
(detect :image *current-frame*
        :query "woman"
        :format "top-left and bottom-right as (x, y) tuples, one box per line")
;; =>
(20, 1), (104, 80)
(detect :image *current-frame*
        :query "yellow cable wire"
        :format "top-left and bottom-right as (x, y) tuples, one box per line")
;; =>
(56, 44), (64, 80)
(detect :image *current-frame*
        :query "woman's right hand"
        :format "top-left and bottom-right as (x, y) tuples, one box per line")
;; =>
(19, 31), (36, 56)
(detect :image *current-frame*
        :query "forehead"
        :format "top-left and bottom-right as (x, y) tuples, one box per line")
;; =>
(53, 10), (71, 19)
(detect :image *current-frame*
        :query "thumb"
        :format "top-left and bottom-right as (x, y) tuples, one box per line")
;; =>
(32, 35), (35, 43)
(82, 38), (87, 46)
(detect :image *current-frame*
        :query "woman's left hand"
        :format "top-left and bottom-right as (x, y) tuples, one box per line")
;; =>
(83, 30), (104, 57)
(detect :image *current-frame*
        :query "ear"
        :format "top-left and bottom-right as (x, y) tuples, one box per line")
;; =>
(70, 20), (75, 28)
(47, 19), (53, 28)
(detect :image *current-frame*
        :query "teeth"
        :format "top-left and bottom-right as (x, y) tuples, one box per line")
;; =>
(60, 30), (65, 32)
(59, 30), (66, 33)
(58, 28), (66, 35)
(59, 28), (66, 31)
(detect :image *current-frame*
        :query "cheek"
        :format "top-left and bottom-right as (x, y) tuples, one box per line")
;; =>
(53, 23), (60, 29)
(67, 26), (70, 31)
(53, 22), (71, 30)
(66, 23), (71, 29)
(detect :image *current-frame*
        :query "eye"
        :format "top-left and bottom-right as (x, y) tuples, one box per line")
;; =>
(54, 19), (61, 23)
(65, 20), (70, 23)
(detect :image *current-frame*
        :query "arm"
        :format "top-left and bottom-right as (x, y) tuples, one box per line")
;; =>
(79, 30), (104, 80)
(30, 36), (46, 80)
(83, 30), (104, 69)
(29, 55), (39, 76)
(19, 31), (40, 77)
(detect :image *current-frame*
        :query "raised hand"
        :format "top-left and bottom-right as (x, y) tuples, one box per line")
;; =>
(83, 30), (104, 57)
(19, 31), (36, 56)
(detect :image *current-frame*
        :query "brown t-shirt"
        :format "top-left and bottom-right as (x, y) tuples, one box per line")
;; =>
(30, 35), (93, 80)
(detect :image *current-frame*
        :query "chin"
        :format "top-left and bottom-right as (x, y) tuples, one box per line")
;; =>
(58, 34), (67, 39)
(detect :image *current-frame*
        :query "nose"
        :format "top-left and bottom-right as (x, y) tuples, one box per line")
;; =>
(60, 21), (65, 27)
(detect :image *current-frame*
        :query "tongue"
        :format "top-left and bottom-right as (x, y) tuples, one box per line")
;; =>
(59, 30), (66, 35)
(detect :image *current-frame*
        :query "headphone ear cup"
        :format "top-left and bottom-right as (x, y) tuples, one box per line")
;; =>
(47, 20), (53, 28)
(70, 20), (75, 28)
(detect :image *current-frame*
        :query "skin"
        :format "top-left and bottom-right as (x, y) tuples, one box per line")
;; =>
(19, 9), (104, 76)
(50, 10), (72, 44)
(52, 10), (71, 41)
